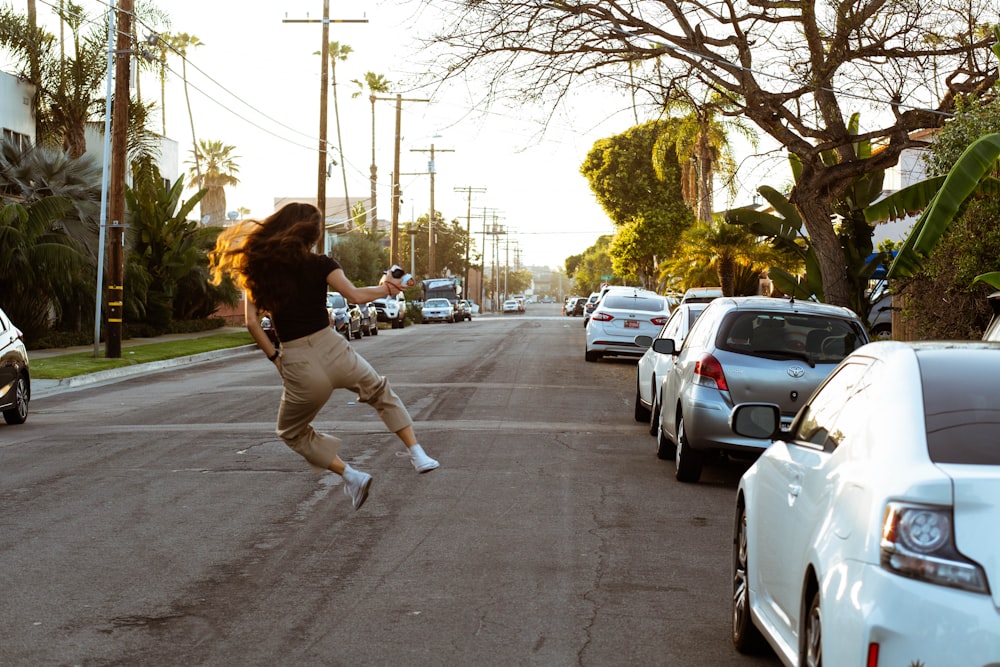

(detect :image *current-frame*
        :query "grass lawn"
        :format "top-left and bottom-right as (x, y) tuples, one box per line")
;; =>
(31, 332), (255, 380)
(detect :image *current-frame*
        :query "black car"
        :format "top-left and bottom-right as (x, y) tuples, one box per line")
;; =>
(0, 306), (30, 425)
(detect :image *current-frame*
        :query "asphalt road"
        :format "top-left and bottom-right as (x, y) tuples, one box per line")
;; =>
(1, 304), (781, 666)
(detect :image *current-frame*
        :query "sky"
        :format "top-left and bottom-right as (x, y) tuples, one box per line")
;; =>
(22, 0), (777, 270)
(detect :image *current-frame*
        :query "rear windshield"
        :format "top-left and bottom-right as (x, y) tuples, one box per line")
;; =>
(603, 294), (667, 312)
(921, 352), (1000, 464)
(716, 312), (865, 363)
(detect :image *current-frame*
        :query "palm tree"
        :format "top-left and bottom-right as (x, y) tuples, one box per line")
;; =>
(653, 92), (756, 223)
(661, 218), (771, 297)
(164, 32), (204, 182)
(352, 72), (391, 226)
(186, 139), (240, 225)
(318, 42), (353, 226)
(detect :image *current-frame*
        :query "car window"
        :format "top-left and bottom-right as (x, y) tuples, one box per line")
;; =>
(920, 353), (1000, 464)
(682, 301), (727, 350)
(327, 294), (346, 308)
(717, 312), (865, 362)
(426, 299), (449, 307)
(602, 294), (667, 311)
(792, 360), (873, 451)
(657, 310), (684, 341)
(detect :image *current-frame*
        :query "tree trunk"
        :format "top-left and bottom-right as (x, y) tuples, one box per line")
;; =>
(792, 192), (850, 307)
(697, 129), (713, 224)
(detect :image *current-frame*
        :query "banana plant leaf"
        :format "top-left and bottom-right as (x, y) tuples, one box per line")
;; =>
(974, 272), (1000, 290)
(887, 134), (1000, 279)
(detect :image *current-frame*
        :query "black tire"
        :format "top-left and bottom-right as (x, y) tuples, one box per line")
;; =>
(585, 349), (601, 362)
(871, 323), (891, 341)
(803, 589), (822, 667)
(634, 382), (651, 422)
(655, 420), (675, 460)
(392, 318), (402, 329)
(352, 324), (362, 340)
(371, 322), (379, 336)
(674, 413), (703, 483)
(648, 385), (660, 436)
(2, 375), (29, 425)
(732, 503), (767, 654)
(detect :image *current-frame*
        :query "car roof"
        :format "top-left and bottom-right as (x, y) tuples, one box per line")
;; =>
(707, 295), (859, 318)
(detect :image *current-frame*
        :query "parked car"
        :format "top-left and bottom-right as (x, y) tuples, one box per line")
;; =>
(730, 341), (1000, 667)
(984, 290), (1000, 342)
(633, 301), (709, 442)
(327, 292), (361, 340)
(511, 294), (526, 312)
(582, 291), (602, 326)
(357, 302), (379, 336)
(680, 286), (723, 304)
(584, 289), (671, 362)
(373, 293), (406, 329)
(502, 299), (520, 314)
(0, 306), (30, 425)
(454, 299), (473, 322)
(422, 298), (455, 323)
(868, 291), (893, 339)
(655, 296), (869, 482)
(570, 297), (588, 317)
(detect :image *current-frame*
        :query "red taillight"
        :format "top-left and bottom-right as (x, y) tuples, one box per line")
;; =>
(693, 353), (728, 391)
(866, 642), (879, 667)
(650, 316), (668, 326)
(592, 312), (614, 322)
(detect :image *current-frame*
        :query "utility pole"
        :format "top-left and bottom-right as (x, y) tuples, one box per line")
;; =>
(283, 8), (366, 253)
(410, 144), (453, 277)
(377, 93), (427, 265)
(105, 0), (132, 359)
(454, 186), (486, 300)
(474, 207), (501, 310)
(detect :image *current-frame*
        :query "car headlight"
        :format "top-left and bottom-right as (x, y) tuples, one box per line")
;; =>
(880, 502), (989, 594)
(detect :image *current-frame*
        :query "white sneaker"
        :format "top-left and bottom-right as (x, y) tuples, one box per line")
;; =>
(408, 444), (439, 473)
(343, 471), (372, 510)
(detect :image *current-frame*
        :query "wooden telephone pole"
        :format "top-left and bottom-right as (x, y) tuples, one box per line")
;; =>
(105, 0), (133, 359)
(410, 144), (453, 277)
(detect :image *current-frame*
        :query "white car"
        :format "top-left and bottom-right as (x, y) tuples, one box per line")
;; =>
(632, 301), (709, 442)
(584, 289), (670, 362)
(730, 341), (1000, 667)
(502, 299), (520, 313)
(421, 298), (454, 323)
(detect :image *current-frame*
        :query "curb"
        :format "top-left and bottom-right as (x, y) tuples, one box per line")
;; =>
(33, 344), (258, 399)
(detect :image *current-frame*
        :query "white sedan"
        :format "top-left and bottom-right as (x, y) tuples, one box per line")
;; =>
(632, 301), (709, 441)
(730, 341), (1000, 667)
(502, 299), (520, 313)
(421, 298), (454, 323)
(584, 289), (670, 362)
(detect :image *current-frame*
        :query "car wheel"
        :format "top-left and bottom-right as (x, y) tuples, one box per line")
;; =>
(648, 386), (660, 437)
(2, 375), (29, 425)
(732, 502), (767, 654)
(392, 318), (402, 329)
(371, 323), (378, 336)
(674, 413), (703, 483)
(585, 349), (601, 362)
(655, 418), (675, 460)
(352, 325), (362, 340)
(802, 589), (823, 667)
(634, 382), (651, 422)
(872, 323), (891, 341)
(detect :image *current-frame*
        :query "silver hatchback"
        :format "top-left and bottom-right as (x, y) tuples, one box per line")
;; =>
(655, 296), (869, 482)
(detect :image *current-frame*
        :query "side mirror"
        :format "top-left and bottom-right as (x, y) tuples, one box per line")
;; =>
(634, 335), (653, 349)
(730, 403), (781, 440)
(651, 338), (677, 355)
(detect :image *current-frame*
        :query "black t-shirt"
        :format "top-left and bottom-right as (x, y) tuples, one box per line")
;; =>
(270, 254), (341, 342)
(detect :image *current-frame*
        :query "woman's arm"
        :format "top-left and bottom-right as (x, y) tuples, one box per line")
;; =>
(326, 268), (403, 303)
(246, 299), (281, 362)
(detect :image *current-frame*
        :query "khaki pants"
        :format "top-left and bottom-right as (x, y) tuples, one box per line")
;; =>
(276, 326), (412, 470)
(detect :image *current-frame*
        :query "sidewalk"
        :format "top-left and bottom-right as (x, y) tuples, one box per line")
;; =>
(31, 327), (256, 399)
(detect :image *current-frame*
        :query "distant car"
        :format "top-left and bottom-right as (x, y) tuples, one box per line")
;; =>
(511, 294), (526, 312)
(655, 296), (870, 482)
(584, 289), (671, 362)
(984, 290), (1000, 341)
(327, 292), (361, 340)
(633, 301), (709, 445)
(373, 294), (406, 329)
(454, 299), (473, 322)
(358, 302), (379, 336)
(582, 291), (602, 326)
(570, 297), (588, 317)
(731, 341), (1000, 667)
(0, 306), (30, 425)
(502, 299), (520, 314)
(868, 291), (892, 340)
(422, 298), (455, 323)
(680, 287), (723, 304)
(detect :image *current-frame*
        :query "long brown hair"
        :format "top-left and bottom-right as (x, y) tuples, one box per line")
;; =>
(209, 202), (323, 312)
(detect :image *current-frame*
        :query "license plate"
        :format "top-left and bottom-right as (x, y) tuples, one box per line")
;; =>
(625, 320), (639, 329)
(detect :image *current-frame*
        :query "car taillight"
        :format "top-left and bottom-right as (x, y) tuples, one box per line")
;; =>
(592, 312), (614, 322)
(693, 353), (728, 391)
(651, 316), (668, 326)
(880, 502), (989, 594)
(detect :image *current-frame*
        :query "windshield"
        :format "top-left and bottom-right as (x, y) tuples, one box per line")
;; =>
(327, 294), (347, 309)
(425, 299), (450, 307)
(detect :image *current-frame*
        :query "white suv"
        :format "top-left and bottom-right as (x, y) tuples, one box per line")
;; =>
(373, 294), (406, 329)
